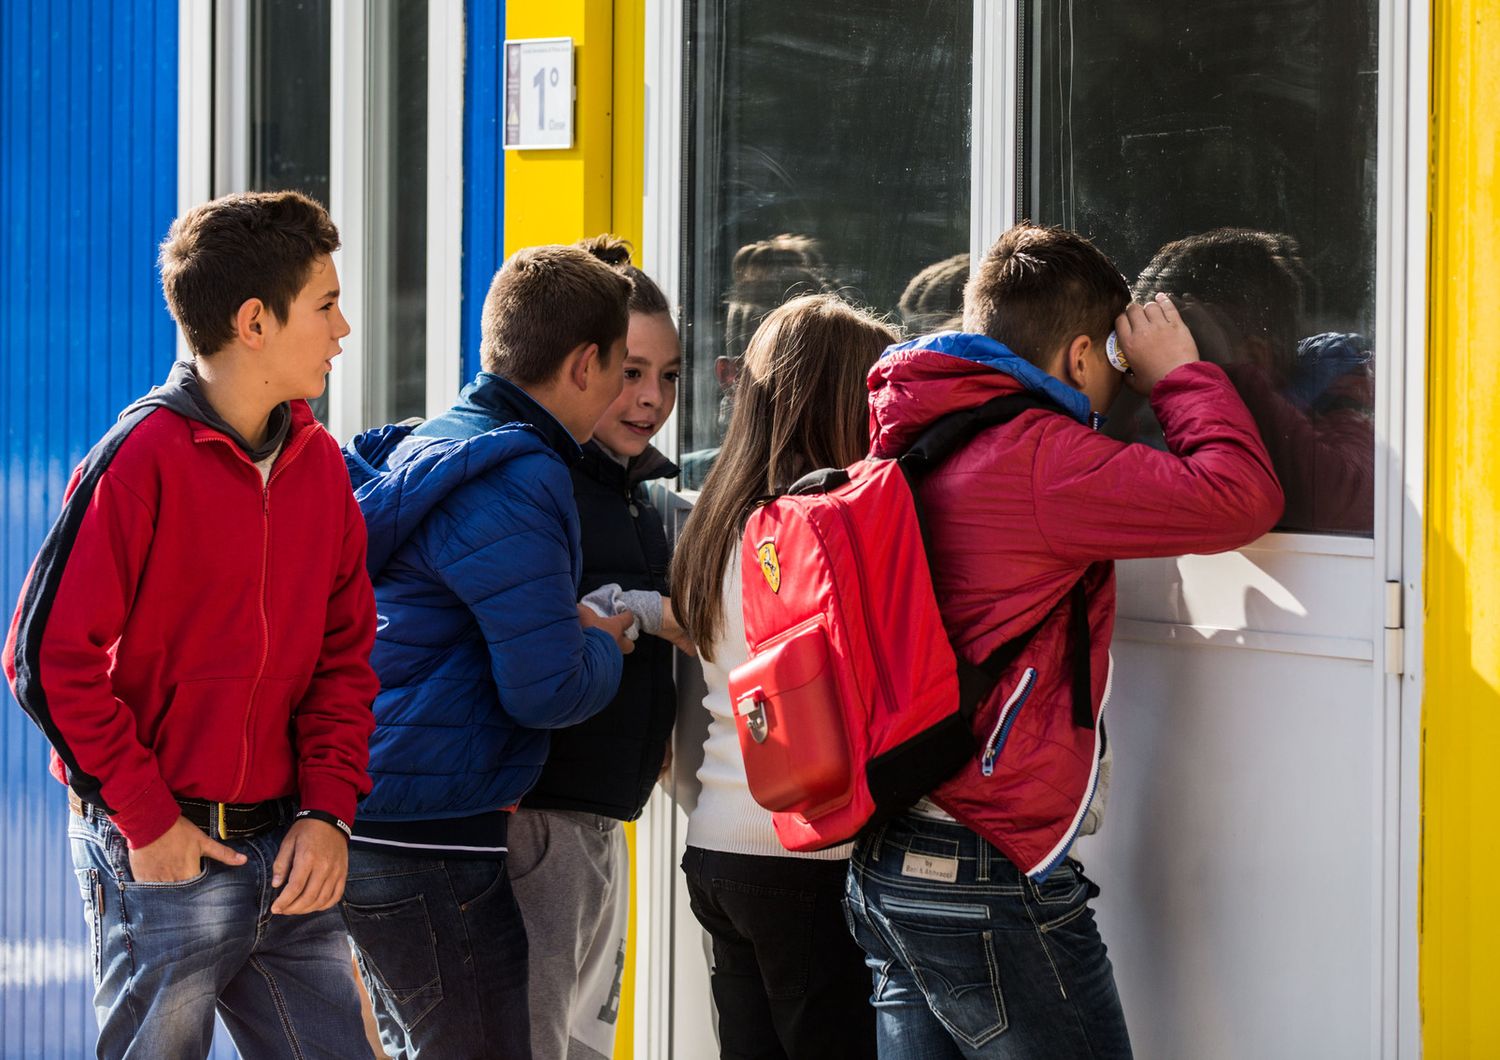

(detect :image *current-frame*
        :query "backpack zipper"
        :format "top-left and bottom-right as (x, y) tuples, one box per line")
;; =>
(980, 667), (1037, 777)
(827, 492), (900, 714)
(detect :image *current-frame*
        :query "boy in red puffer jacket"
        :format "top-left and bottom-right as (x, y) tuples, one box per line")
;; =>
(842, 223), (1283, 1059)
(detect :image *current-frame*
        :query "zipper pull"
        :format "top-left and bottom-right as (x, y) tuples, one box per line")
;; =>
(981, 749), (997, 778)
(262, 487), (269, 515)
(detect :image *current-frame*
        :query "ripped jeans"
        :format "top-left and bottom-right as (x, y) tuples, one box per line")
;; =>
(844, 814), (1132, 1059)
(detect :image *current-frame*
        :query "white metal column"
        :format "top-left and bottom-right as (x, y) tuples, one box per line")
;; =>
(328, 0), (368, 443)
(427, 0), (467, 419)
(177, 0), (214, 361)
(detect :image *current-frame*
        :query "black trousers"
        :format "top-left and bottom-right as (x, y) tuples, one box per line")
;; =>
(682, 846), (877, 1060)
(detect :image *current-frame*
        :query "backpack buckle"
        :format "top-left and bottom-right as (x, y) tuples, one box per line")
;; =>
(734, 688), (770, 744)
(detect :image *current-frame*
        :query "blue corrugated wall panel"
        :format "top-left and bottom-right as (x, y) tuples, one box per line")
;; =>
(0, 2), (178, 1055)
(463, 0), (505, 381)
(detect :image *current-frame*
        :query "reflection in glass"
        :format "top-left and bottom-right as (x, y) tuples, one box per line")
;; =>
(1021, 0), (1378, 535)
(682, 0), (974, 486)
(1131, 230), (1374, 534)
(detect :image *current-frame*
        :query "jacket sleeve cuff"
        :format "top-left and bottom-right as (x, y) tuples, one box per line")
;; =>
(110, 776), (183, 850)
(297, 772), (360, 829)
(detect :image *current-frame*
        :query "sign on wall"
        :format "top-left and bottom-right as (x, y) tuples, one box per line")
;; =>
(503, 37), (575, 150)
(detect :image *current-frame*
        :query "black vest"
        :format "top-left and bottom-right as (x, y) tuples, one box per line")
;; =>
(522, 442), (679, 819)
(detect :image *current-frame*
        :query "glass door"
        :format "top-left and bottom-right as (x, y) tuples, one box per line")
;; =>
(1017, 2), (1408, 1057)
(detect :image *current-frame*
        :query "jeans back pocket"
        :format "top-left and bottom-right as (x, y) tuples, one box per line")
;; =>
(875, 900), (1008, 1049)
(343, 893), (444, 1033)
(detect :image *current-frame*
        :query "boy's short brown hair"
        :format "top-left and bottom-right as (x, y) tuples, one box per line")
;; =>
(479, 245), (633, 385)
(963, 223), (1129, 367)
(159, 190), (340, 358)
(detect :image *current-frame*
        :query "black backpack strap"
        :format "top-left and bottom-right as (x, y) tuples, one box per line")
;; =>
(897, 393), (1060, 482)
(896, 391), (1096, 731)
(1067, 580), (1094, 729)
(956, 574), (1094, 730)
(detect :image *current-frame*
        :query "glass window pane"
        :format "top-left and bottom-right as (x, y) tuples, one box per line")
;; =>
(365, 0), (429, 426)
(1020, 1), (1378, 536)
(247, 0), (332, 422)
(681, 1), (974, 488)
(248, 0), (331, 207)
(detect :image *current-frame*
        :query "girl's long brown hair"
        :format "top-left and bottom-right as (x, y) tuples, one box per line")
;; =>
(671, 293), (896, 660)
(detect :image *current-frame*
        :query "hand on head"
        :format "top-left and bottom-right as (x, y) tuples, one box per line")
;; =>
(1114, 293), (1201, 394)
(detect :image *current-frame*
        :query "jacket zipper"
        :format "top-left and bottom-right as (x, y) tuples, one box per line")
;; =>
(218, 426), (318, 802)
(980, 667), (1037, 776)
(1030, 652), (1114, 881)
(828, 494), (900, 714)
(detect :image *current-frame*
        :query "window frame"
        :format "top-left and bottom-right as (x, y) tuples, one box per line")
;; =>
(187, 0), (465, 441)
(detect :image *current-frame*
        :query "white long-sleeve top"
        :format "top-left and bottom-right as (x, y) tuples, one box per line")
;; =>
(684, 550), (853, 860)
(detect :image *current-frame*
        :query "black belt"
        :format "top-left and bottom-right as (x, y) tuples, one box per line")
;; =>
(69, 790), (292, 840)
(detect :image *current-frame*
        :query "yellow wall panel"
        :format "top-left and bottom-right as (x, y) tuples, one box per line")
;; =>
(504, 0), (615, 252)
(1424, 0), (1500, 1052)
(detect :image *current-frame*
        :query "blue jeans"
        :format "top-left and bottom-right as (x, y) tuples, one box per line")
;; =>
(68, 804), (366, 1060)
(845, 814), (1132, 1059)
(342, 849), (531, 1060)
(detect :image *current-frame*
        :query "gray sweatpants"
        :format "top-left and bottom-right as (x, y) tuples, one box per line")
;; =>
(508, 808), (631, 1060)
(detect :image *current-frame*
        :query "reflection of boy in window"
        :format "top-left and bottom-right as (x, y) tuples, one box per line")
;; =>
(680, 234), (832, 489)
(1133, 228), (1374, 535)
(897, 252), (970, 335)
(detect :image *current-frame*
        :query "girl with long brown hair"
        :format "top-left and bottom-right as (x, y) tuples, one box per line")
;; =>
(672, 293), (895, 1059)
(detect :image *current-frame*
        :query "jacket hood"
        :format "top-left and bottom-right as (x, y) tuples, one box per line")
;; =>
(868, 332), (1092, 457)
(344, 420), (557, 576)
(122, 359), (296, 461)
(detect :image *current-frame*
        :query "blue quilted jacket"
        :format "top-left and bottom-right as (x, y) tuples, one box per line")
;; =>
(344, 373), (623, 821)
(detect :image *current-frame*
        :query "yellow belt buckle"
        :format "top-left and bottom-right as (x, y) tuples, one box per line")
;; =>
(217, 803), (228, 841)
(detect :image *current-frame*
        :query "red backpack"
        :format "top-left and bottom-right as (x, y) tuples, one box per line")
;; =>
(728, 393), (1092, 852)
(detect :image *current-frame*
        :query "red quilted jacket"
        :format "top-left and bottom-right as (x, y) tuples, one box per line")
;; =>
(868, 332), (1283, 876)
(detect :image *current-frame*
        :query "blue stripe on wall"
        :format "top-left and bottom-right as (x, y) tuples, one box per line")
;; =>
(462, 0), (505, 381)
(0, 2), (178, 1055)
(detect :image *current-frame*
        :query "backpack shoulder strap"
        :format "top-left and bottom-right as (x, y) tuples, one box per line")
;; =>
(957, 578), (1094, 730)
(896, 392), (1061, 483)
(894, 391), (1095, 731)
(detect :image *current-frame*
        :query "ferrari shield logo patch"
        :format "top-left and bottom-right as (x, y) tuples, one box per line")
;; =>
(756, 540), (782, 594)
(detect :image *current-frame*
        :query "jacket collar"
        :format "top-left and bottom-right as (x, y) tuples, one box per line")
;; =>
(443, 371), (582, 463)
(879, 332), (1092, 423)
(577, 441), (680, 490)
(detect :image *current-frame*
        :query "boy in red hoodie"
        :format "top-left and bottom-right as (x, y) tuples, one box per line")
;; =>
(3, 191), (378, 1060)
(842, 224), (1283, 1058)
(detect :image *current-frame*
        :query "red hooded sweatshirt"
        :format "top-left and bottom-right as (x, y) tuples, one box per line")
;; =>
(869, 332), (1283, 877)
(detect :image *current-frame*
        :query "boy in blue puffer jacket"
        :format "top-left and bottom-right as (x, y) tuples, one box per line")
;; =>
(340, 245), (637, 1060)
